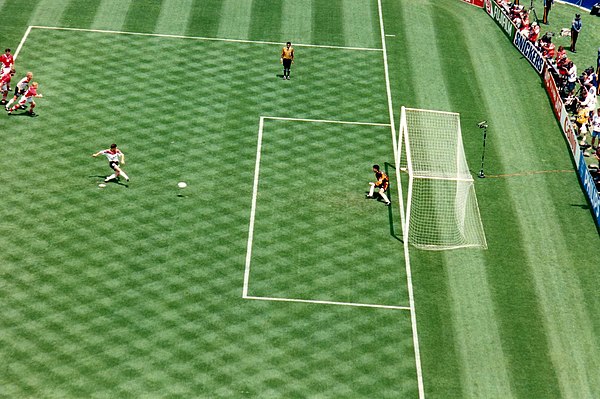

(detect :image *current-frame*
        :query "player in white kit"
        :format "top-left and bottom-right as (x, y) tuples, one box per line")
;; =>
(92, 143), (130, 183)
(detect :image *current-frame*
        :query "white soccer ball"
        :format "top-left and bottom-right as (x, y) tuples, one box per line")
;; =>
(98, 183), (106, 188)
(177, 182), (187, 188)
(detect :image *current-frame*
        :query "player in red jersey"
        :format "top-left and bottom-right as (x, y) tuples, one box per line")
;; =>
(0, 48), (14, 71)
(0, 68), (15, 105)
(0, 49), (14, 90)
(7, 81), (42, 116)
(5, 71), (32, 110)
(92, 143), (130, 182)
(366, 164), (391, 206)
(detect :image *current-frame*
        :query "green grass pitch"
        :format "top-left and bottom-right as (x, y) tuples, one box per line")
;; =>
(0, 1), (599, 398)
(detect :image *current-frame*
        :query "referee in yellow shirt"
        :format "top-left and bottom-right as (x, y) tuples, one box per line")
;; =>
(280, 41), (294, 80)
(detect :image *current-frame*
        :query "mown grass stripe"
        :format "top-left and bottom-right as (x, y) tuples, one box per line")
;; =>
(123, 1), (162, 33)
(448, 2), (600, 397)
(91, 0), (133, 31)
(185, 0), (221, 38)
(397, 1), (514, 398)
(249, 0), (282, 42)
(60, 0), (100, 29)
(342, 0), (377, 49)
(312, 0), (344, 47)
(510, 175), (600, 398)
(217, 0), (253, 40)
(154, 0), (193, 36)
(0, 0), (38, 48)
(281, 0), (312, 45)
(28, 0), (68, 27)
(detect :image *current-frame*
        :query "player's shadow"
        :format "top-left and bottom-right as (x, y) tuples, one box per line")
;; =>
(7, 112), (37, 117)
(378, 162), (402, 243)
(88, 175), (129, 188)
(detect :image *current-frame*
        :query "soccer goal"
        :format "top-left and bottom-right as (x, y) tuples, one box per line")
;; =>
(395, 106), (487, 250)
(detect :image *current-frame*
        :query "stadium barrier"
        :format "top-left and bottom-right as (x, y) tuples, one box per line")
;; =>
(480, 0), (600, 226)
(462, 0), (484, 7)
(558, 0), (598, 11)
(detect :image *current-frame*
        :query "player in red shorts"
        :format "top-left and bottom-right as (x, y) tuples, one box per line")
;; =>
(0, 68), (15, 105)
(7, 81), (43, 116)
(366, 164), (391, 206)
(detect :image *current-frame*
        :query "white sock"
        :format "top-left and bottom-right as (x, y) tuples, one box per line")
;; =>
(368, 183), (375, 196)
(6, 99), (13, 107)
(380, 191), (390, 203)
(106, 173), (116, 180)
(120, 171), (129, 180)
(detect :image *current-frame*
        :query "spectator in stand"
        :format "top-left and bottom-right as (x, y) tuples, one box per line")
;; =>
(509, 4), (526, 28)
(570, 14), (582, 53)
(591, 108), (600, 150)
(597, 47), (600, 87)
(520, 12), (530, 33)
(567, 61), (578, 94)
(555, 46), (566, 63)
(543, 0), (553, 25)
(554, 50), (569, 88)
(564, 90), (578, 112)
(575, 106), (590, 145)
(583, 67), (598, 89)
(541, 35), (556, 60)
(580, 83), (597, 115)
(528, 22), (540, 43)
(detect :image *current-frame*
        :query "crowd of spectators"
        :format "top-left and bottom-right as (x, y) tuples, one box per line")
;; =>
(498, 1), (600, 187)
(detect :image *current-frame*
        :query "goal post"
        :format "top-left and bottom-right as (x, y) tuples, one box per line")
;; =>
(396, 106), (487, 250)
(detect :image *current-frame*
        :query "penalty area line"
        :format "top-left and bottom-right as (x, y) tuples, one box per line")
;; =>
(27, 25), (383, 52)
(261, 116), (391, 126)
(14, 26), (33, 60)
(244, 295), (411, 311)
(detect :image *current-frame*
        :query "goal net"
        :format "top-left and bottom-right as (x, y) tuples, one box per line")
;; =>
(395, 106), (487, 250)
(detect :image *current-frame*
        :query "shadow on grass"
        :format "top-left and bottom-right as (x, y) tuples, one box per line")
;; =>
(7, 112), (37, 118)
(88, 175), (129, 188)
(384, 162), (404, 243)
(570, 203), (590, 210)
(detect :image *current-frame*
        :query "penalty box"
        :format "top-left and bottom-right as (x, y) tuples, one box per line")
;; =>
(243, 116), (410, 311)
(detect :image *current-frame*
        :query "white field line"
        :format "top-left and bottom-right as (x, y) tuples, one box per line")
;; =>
(28, 25), (383, 52)
(245, 295), (410, 311)
(13, 25), (33, 60)
(262, 115), (391, 126)
(243, 116), (405, 310)
(377, 1), (425, 398)
(243, 116), (265, 298)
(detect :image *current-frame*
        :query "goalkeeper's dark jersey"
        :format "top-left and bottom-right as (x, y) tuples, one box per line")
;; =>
(375, 171), (389, 191)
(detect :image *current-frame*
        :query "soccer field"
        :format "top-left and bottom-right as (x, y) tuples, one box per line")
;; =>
(1, 1), (599, 398)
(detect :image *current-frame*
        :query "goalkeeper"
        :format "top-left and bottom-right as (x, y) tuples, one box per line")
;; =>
(366, 164), (391, 206)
